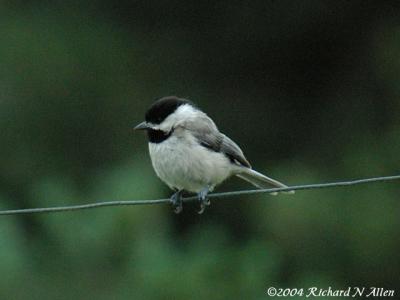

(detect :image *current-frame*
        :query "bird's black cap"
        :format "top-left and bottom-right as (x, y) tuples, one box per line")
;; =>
(145, 96), (192, 124)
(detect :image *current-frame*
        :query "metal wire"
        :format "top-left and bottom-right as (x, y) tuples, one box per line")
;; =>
(0, 174), (399, 216)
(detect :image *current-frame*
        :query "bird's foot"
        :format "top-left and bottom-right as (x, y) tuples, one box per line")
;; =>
(170, 190), (183, 214)
(197, 186), (211, 214)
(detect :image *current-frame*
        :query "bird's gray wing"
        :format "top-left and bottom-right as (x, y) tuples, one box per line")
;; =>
(181, 114), (251, 168)
(219, 134), (251, 168)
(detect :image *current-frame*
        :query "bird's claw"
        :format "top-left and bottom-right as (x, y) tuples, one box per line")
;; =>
(170, 190), (183, 214)
(197, 186), (211, 214)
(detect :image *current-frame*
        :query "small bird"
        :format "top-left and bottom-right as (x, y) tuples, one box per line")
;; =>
(134, 96), (292, 214)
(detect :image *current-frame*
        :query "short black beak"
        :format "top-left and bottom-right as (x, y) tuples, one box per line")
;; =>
(133, 121), (150, 130)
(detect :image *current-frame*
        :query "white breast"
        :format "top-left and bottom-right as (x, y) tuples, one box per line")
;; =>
(148, 131), (234, 193)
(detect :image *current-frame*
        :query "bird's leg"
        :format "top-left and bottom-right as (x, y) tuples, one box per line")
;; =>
(197, 185), (211, 214)
(170, 190), (184, 214)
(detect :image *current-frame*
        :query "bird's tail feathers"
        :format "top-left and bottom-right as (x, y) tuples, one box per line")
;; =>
(236, 168), (294, 195)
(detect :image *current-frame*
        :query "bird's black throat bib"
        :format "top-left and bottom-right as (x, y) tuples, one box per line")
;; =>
(147, 129), (173, 144)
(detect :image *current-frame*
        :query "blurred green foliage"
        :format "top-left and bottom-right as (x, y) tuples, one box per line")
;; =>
(0, 1), (399, 299)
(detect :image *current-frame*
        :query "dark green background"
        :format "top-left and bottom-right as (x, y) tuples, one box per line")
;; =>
(0, 1), (399, 299)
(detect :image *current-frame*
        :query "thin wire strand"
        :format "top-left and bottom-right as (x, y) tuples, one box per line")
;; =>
(0, 174), (399, 216)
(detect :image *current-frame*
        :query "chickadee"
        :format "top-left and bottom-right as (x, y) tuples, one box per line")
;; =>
(134, 96), (292, 214)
